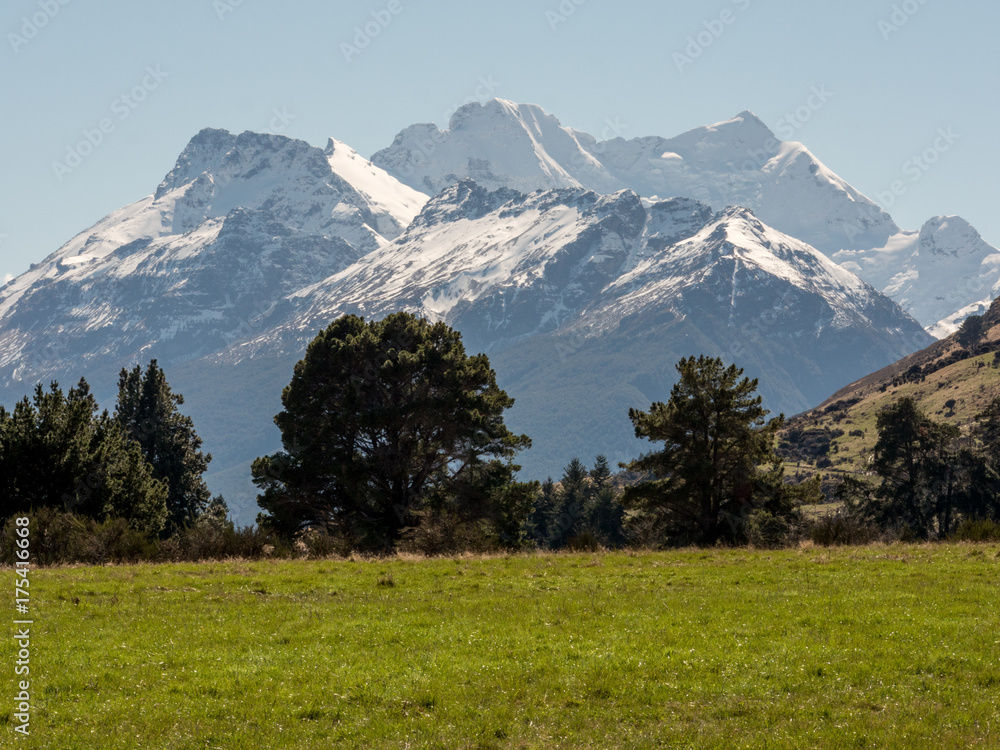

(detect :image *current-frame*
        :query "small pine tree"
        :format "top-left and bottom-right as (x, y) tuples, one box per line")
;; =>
(529, 478), (558, 547)
(547, 458), (588, 549)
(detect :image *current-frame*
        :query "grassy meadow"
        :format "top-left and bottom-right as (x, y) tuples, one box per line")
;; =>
(3, 544), (999, 748)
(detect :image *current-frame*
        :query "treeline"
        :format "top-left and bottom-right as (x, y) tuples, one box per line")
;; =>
(832, 396), (1000, 542)
(4, 313), (1000, 565)
(0, 361), (241, 564)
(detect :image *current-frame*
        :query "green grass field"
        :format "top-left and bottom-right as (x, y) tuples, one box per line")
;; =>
(3, 545), (999, 748)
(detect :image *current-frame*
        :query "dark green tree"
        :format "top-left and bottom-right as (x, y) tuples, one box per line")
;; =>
(584, 456), (627, 548)
(252, 313), (531, 548)
(868, 397), (960, 538)
(0, 380), (167, 534)
(622, 356), (792, 544)
(421, 458), (538, 550)
(957, 314), (986, 353)
(116, 360), (212, 534)
(529, 478), (558, 547)
(961, 397), (1000, 522)
(547, 458), (588, 549)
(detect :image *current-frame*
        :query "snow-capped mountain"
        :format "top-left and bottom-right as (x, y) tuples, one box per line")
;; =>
(0, 128), (427, 385)
(272, 182), (923, 365)
(375, 99), (1000, 335)
(373, 100), (898, 255)
(0, 112), (942, 522)
(834, 216), (1000, 336)
(237, 181), (930, 484)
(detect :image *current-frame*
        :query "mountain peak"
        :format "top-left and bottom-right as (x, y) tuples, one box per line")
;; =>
(447, 98), (556, 131)
(918, 215), (986, 257)
(671, 110), (778, 154)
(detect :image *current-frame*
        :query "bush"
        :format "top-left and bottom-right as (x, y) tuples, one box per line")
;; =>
(294, 527), (352, 558)
(952, 518), (1000, 542)
(0, 509), (158, 566)
(158, 524), (288, 562)
(566, 530), (601, 552)
(745, 510), (792, 548)
(397, 510), (499, 556)
(0, 508), (302, 565)
(807, 513), (880, 546)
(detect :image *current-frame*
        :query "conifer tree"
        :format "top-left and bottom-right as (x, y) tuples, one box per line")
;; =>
(116, 360), (212, 534)
(623, 356), (793, 544)
(252, 313), (530, 548)
(547, 458), (588, 548)
(0, 379), (167, 534)
(584, 455), (627, 547)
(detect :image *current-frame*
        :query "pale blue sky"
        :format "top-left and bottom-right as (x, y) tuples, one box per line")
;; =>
(2, 0), (998, 282)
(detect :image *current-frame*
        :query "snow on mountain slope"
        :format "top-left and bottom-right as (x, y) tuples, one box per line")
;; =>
(281, 181), (655, 351)
(834, 216), (1000, 334)
(0, 129), (427, 386)
(323, 137), (428, 233)
(257, 180), (930, 376)
(585, 205), (919, 346)
(373, 102), (898, 255)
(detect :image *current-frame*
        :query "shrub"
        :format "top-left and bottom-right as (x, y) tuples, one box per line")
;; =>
(294, 526), (352, 558)
(397, 510), (499, 556)
(807, 513), (880, 546)
(952, 518), (1000, 542)
(566, 530), (601, 552)
(158, 524), (287, 562)
(745, 510), (792, 549)
(0, 509), (158, 566)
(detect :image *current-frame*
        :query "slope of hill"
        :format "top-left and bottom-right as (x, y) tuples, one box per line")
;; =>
(780, 299), (1000, 473)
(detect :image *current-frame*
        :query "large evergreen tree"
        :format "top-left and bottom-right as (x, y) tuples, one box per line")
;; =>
(116, 360), (212, 534)
(622, 356), (794, 544)
(252, 312), (531, 548)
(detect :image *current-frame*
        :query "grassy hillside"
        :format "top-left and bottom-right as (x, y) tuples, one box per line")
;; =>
(781, 299), (1000, 478)
(3, 547), (999, 748)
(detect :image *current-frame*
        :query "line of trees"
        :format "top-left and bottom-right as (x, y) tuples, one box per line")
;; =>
(0, 361), (218, 539)
(7, 311), (998, 563)
(837, 396), (1000, 540)
(252, 316), (816, 552)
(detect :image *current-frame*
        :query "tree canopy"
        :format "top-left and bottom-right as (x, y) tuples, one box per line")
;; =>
(252, 312), (531, 548)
